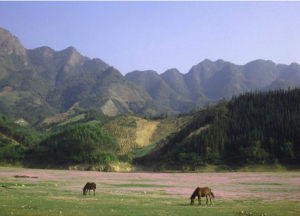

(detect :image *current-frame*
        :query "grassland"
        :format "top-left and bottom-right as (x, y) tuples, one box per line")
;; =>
(1, 167), (300, 216)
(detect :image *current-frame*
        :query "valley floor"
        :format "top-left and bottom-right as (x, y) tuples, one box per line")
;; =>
(0, 167), (300, 216)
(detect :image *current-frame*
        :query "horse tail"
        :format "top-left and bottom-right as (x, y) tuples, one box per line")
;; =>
(210, 191), (215, 199)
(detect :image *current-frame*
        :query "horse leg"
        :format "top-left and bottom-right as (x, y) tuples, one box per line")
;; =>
(198, 195), (201, 205)
(93, 189), (95, 196)
(206, 195), (208, 205)
(209, 194), (213, 205)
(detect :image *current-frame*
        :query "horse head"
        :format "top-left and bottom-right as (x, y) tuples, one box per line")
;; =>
(190, 198), (195, 205)
(190, 191), (196, 205)
(190, 187), (199, 205)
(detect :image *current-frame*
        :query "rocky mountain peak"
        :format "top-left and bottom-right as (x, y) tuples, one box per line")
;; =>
(289, 62), (300, 69)
(0, 27), (26, 56)
(58, 46), (83, 67)
(162, 68), (181, 76)
(29, 46), (55, 58)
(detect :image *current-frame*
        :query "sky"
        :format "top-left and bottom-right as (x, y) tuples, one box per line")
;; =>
(0, 1), (300, 74)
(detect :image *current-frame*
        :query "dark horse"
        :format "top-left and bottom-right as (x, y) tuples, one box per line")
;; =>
(83, 182), (96, 196)
(190, 187), (215, 205)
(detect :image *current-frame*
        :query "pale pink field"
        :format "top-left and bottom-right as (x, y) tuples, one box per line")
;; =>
(1, 167), (300, 201)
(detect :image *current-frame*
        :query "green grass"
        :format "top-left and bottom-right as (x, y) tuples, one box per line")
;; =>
(107, 183), (173, 188)
(238, 182), (282, 186)
(1, 168), (300, 216)
(0, 182), (55, 187)
(1, 187), (299, 216)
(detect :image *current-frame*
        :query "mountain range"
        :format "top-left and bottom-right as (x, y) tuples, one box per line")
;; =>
(127, 59), (300, 113)
(1, 27), (300, 125)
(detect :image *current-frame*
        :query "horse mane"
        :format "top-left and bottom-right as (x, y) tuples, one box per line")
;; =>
(190, 187), (199, 199)
(83, 182), (96, 190)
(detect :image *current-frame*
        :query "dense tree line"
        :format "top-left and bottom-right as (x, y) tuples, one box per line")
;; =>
(0, 114), (119, 165)
(144, 89), (300, 167)
(32, 124), (119, 165)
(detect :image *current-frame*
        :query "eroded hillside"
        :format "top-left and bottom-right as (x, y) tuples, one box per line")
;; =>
(102, 114), (190, 156)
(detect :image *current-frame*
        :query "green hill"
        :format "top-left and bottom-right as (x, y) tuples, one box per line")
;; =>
(0, 108), (191, 169)
(138, 88), (300, 170)
(35, 124), (118, 165)
(1, 88), (300, 171)
(0, 114), (42, 163)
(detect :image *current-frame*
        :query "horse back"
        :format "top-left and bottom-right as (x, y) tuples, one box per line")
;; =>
(198, 187), (211, 196)
(84, 182), (96, 190)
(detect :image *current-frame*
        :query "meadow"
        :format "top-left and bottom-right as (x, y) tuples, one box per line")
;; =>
(0, 167), (300, 216)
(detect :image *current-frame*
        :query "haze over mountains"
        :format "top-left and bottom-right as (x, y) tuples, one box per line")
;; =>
(1, 27), (300, 124)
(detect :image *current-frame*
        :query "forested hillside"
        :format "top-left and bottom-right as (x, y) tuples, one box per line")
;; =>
(0, 109), (189, 169)
(138, 88), (300, 169)
(34, 124), (119, 165)
(1, 88), (300, 170)
(0, 115), (42, 163)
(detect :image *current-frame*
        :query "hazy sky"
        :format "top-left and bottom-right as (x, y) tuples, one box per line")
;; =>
(0, 1), (300, 74)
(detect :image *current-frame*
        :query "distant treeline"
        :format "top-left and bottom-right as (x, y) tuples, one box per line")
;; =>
(139, 88), (300, 168)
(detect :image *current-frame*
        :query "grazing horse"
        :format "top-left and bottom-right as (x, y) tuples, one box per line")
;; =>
(190, 187), (214, 205)
(83, 182), (96, 196)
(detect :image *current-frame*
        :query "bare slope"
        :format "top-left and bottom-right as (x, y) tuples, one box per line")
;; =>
(101, 115), (159, 155)
(101, 114), (190, 156)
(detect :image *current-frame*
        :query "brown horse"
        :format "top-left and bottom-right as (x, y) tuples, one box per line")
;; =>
(83, 182), (96, 196)
(190, 187), (214, 205)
